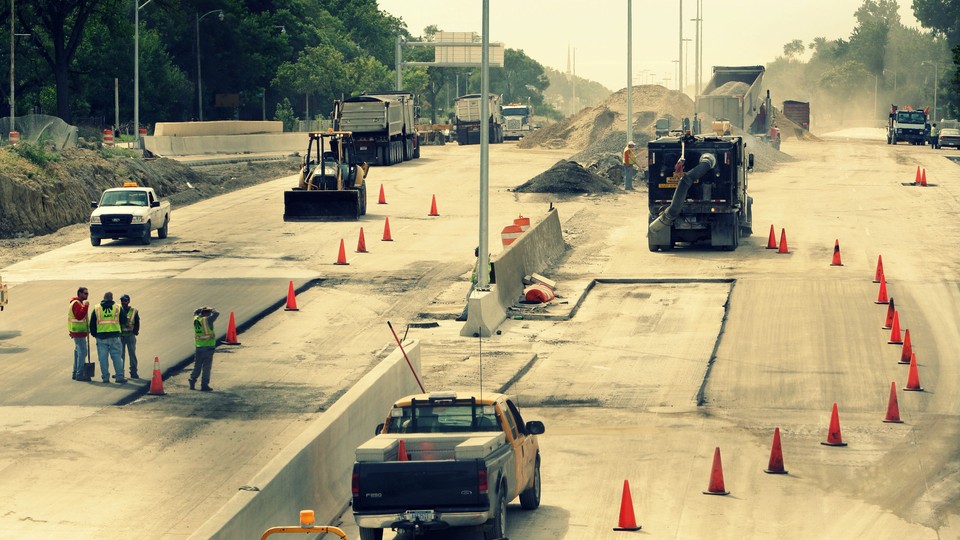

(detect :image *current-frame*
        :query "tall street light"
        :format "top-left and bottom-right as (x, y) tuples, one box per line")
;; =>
(9, 0), (28, 140)
(134, 0), (154, 145)
(626, 0), (633, 190)
(196, 9), (224, 122)
(921, 60), (938, 122)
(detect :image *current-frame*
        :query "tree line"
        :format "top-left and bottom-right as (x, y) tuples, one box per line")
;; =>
(764, 0), (958, 127)
(0, 0), (555, 133)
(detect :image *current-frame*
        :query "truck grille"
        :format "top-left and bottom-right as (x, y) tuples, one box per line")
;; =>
(100, 214), (133, 226)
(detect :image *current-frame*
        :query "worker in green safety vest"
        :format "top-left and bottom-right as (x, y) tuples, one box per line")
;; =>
(189, 306), (219, 391)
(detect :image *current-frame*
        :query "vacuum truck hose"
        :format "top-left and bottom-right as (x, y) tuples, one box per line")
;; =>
(649, 153), (718, 235)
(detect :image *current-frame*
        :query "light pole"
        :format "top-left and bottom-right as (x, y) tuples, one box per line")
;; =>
(9, 0), (28, 140)
(872, 73), (878, 124)
(196, 9), (224, 122)
(678, 0), (683, 96)
(134, 0), (155, 145)
(922, 61), (938, 122)
(626, 0), (633, 190)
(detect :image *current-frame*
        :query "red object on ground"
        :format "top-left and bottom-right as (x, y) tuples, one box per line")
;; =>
(284, 280), (299, 311)
(821, 403), (847, 446)
(703, 447), (730, 495)
(613, 479), (642, 531)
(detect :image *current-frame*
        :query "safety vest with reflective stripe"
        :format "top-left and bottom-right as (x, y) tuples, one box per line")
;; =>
(67, 299), (89, 333)
(194, 316), (216, 348)
(121, 307), (138, 335)
(94, 304), (121, 333)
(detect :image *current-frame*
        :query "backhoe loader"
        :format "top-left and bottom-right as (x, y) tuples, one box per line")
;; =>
(283, 131), (369, 221)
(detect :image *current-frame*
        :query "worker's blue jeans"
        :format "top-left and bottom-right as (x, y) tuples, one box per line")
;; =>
(96, 336), (124, 382)
(623, 165), (634, 189)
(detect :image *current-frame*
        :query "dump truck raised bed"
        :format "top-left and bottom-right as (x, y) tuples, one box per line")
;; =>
(697, 66), (779, 148)
(455, 94), (504, 145)
(782, 100), (810, 131)
(647, 133), (754, 251)
(283, 131), (368, 221)
(352, 391), (545, 540)
(333, 91), (420, 166)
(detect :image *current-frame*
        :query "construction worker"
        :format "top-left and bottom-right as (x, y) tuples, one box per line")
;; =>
(929, 123), (939, 148)
(189, 306), (219, 391)
(119, 294), (141, 379)
(623, 141), (643, 190)
(68, 287), (91, 381)
(89, 291), (125, 383)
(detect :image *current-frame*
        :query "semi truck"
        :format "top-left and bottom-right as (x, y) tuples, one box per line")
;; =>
(647, 133), (754, 251)
(333, 91), (420, 166)
(351, 391), (545, 540)
(501, 103), (534, 140)
(89, 183), (171, 246)
(454, 94), (504, 145)
(697, 66), (779, 148)
(782, 100), (810, 131)
(887, 105), (928, 145)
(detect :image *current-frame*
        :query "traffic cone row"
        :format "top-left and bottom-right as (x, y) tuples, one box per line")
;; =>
(911, 166), (929, 187)
(765, 224), (790, 253)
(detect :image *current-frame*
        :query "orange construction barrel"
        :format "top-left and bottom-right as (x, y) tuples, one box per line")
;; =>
(8, 131), (19, 146)
(103, 129), (114, 146)
(501, 224), (523, 247)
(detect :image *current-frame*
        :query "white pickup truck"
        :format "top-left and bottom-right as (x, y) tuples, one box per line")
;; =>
(89, 183), (171, 246)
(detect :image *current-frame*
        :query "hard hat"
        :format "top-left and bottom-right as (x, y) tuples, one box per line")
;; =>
(120, 294), (130, 301)
(627, 141), (635, 147)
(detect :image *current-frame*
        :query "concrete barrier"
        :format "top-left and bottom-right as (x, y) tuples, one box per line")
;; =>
(143, 133), (308, 157)
(461, 208), (565, 337)
(190, 340), (423, 539)
(154, 121), (284, 137)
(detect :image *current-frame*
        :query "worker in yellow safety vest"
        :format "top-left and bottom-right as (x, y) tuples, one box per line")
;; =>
(68, 287), (91, 381)
(189, 306), (219, 391)
(89, 291), (126, 383)
(623, 141), (643, 190)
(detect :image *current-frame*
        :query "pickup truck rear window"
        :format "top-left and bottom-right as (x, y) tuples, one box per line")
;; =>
(386, 403), (500, 434)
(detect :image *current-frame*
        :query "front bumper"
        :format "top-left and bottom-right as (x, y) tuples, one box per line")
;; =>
(90, 223), (149, 240)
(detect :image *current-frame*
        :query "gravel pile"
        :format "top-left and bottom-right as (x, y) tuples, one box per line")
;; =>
(514, 160), (617, 194)
(709, 81), (750, 96)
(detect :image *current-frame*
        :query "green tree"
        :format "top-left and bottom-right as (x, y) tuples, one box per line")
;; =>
(912, 0), (960, 47)
(491, 49), (549, 107)
(783, 39), (805, 59)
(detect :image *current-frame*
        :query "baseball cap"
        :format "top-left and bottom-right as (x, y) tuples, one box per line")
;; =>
(120, 294), (130, 301)
(627, 141), (635, 147)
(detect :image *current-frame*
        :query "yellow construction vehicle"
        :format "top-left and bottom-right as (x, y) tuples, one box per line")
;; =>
(259, 510), (348, 539)
(283, 131), (369, 221)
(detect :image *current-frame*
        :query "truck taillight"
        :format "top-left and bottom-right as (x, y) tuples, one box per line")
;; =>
(478, 469), (488, 495)
(352, 471), (360, 497)
(724, 152), (730, 165)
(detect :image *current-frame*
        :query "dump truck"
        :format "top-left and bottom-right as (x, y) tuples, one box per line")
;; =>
(647, 133), (754, 251)
(697, 66), (780, 148)
(283, 131), (369, 221)
(333, 91), (420, 166)
(887, 105), (928, 145)
(89, 183), (171, 246)
(501, 103), (534, 140)
(352, 391), (545, 540)
(782, 100), (810, 131)
(455, 94), (504, 145)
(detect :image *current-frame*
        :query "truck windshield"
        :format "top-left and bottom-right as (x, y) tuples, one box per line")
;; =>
(897, 112), (926, 124)
(100, 191), (147, 207)
(502, 108), (528, 116)
(386, 403), (499, 433)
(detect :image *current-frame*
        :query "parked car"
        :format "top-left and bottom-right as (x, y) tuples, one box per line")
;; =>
(937, 128), (960, 149)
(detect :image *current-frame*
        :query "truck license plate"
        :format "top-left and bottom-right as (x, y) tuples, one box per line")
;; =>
(359, 146), (368, 150)
(403, 510), (435, 522)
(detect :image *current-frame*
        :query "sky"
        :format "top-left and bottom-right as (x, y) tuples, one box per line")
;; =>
(377, 0), (922, 94)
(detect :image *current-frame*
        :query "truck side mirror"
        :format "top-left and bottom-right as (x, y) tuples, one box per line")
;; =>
(748, 154), (754, 171)
(525, 421), (545, 435)
(151, 200), (160, 208)
(375, 423), (384, 435)
(91, 201), (98, 208)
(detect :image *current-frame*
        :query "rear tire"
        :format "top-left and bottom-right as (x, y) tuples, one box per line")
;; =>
(519, 457), (541, 509)
(90, 237), (101, 247)
(358, 527), (383, 540)
(141, 222), (151, 245)
(483, 489), (507, 540)
(359, 183), (367, 216)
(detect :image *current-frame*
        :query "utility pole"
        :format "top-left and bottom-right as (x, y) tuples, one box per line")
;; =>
(678, 0), (683, 95)
(626, 0), (633, 190)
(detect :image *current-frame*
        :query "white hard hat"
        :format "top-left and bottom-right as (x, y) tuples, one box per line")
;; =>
(627, 141), (635, 146)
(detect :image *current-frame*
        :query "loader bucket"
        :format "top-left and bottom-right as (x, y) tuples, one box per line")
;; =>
(283, 189), (361, 221)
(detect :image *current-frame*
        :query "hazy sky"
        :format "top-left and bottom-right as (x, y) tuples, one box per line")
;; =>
(378, 1), (922, 93)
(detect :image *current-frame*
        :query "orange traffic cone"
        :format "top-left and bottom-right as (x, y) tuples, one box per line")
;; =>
(913, 165), (921, 185)
(428, 194), (440, 216)
(335, 239), (349, 265)
(766, 224), (777, 249)
(764, 427), (788, 474)
(356, 228), (368, 253)
(830, 239), (843, 266)
(284, 280), (299, 311)
(883, 382), (903, 423)
(888, 311), (903, 344)
(821, 402), (847, 446)
(378, 184), (387, 204)
(873, 255), (884, 283)
(904, 353), (924, 391)
(397, 439), (409, 461)
(382, 216), (393, 241)
(703, 447), (730, 495)
(898, 329), (913, 364)
(148, 357), (165, 395)
(920, 169), (927, 187)
(777, 228), (789, 254)
(223, 311), (241, 345)
(613, 479), (642, 531)
(883, 297), (896, 329)
(875, 273), (889, 304)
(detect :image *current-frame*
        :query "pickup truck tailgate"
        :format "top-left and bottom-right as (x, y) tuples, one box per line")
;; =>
(353, 460), (485, 511)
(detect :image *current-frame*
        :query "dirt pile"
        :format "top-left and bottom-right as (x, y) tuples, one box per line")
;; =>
(514, 160), (617, 194)
(0, 146), (296, 239)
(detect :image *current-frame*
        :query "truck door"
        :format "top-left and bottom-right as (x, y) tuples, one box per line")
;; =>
(505, 399), (537, 497)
